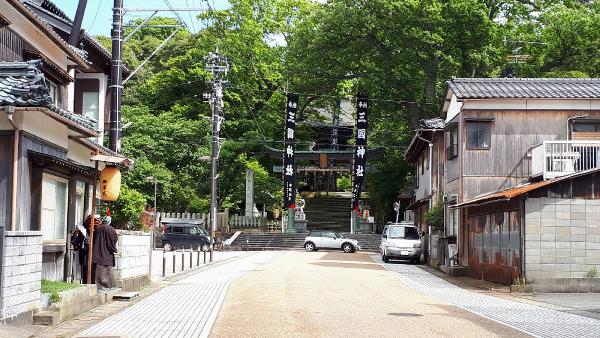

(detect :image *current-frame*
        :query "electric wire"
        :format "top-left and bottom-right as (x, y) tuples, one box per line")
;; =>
(86, 0), (103, 33)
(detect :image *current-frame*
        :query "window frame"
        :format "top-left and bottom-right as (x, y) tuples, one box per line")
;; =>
(82, 91), (100, 128)
(41, 173), (69, 242)
(465, 120), (492, 150)
(446, 125), (458, 160)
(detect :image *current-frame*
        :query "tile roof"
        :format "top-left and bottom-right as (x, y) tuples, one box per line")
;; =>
(448, 78), (600, 99)
(453, 167), (600, 208)
(0, 60), (97, 133)
(419, 118), (444, 130)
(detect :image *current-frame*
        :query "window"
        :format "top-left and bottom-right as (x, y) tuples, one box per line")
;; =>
(447, 126), (458, 160)
(446, 195), (459, 237)
(74, 181), (85, 227)
(184, 226), (199, 235)
(466, 121), (491, 149)
(41, 174), (68, 241)
(172, 226), (185, 234)
(573, 122), (600, 132)
(82, 92), (100, 128)
(46, 79), (59, 106)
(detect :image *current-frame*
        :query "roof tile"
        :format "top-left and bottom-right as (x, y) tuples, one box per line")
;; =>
(448, 78), (600, 99)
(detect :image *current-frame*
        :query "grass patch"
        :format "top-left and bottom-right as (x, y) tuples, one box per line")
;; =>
(41, 279), (81, 303)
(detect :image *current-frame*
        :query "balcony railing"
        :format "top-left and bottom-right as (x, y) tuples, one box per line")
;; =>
(531, 140), (600, 180)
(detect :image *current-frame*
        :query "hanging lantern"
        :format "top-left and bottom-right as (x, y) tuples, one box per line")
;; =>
(100, 166), (121, 201)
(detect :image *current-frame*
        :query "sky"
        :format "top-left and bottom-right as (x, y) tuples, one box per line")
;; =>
(52, 0), (230, 36)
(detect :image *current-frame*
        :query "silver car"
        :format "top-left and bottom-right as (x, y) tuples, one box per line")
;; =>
(380, 223), (422, 263)
(304, 231), (360, 253)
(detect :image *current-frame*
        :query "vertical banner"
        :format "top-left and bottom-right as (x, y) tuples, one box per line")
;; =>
(352, 96), (368, 210)
(283, 94), (299, 209)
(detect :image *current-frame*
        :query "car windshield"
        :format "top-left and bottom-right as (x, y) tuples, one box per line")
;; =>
(388, 226), (419, 240)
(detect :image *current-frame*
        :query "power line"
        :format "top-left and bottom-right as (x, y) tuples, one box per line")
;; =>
(86, 0), (103, 33)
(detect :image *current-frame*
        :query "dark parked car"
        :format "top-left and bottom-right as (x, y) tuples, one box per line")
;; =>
(160, 220), (211, 251)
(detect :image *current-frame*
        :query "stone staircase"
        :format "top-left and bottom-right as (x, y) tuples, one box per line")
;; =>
(228, 232), (381, 252)
(304, 195), (351, 231)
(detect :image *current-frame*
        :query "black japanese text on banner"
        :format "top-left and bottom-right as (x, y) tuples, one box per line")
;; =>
(352, 96), (368, 210)
(283, 94), (299, 209)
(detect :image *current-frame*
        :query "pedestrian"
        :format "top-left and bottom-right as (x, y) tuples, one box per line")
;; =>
(92, 212), (118, 291)
(77, 214), (100, 284)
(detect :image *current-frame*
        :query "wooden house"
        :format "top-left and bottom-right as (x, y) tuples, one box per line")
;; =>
(439, 78), (600, 284)
(405, 118), (445, 265)
(0, 0), (122, 319)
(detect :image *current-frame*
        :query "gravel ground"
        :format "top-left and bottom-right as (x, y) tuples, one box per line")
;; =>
(210, 251), (529, 338)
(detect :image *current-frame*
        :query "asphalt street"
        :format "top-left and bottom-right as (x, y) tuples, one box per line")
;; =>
(210, 251), (529, 337)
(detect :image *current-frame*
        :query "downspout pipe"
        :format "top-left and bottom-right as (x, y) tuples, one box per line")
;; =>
(6, 105), (18, 231)
(566, 114), (588, 140)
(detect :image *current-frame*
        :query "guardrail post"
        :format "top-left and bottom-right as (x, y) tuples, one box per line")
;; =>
(189, 246), (193, 268)
(172, 250), (176, 274)
(181, 249), (185, 271)
(203, 250), (207, 264)
(162, 248), (166, 277)
(197, 245), (201, 266)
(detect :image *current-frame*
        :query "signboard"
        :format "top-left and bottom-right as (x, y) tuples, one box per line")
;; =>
(283, 93), (299, 209)
(351, 96), (368, 210)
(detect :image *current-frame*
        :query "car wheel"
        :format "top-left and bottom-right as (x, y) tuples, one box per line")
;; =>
(201, 244), (210, 252)
(163, 242), (173, 251)
(342, 243), (353, 253)
(383, 252), (390, 263)
(304, 242), (316, 252)
(411, 258), (419, 265)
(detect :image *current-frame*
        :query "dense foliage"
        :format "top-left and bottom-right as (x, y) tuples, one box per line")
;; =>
(99, 0), (600, 226)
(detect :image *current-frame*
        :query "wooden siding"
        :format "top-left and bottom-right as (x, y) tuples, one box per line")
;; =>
(0, 26), (33, 62)
(460, 110), (600, 198)
(573, 131), (600, 140)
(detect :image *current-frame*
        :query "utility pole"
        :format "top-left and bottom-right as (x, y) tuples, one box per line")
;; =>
(109, 0), (124, 153)
(204, 49), (229, 262)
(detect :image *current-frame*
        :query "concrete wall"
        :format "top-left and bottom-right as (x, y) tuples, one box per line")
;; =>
(1, 231), (42, 320)
(525, 198), (600, 281)
(114, 231), (151, 290)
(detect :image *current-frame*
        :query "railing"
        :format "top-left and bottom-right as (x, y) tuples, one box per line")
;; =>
(229, 215), (267, 228)
(531, 140), (600, 179)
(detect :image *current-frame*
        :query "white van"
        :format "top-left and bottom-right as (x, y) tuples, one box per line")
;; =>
(380, 223), (422, 263)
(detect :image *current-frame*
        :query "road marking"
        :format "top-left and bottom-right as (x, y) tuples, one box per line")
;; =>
(372, 256), (600, 338)
(78, 252), (279, 338)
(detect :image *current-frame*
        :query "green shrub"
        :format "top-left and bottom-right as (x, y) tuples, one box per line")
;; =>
(425, 198), (444, 229)
(336, 175), (352, 192)
(112, 186), (147, 230)
(41, 279), (81, 304)
(586, 266), (599, 278)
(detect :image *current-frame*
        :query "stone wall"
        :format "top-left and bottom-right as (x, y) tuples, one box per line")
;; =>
(1, 231), (43, 320)
(114, 230), (151, 290)
(525, 198), (600, 281)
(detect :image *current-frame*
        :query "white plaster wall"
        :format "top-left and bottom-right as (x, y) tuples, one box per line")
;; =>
(525, 197), (600, 281)
(21, 110), (69, 149)
(67, 140), (94, 167)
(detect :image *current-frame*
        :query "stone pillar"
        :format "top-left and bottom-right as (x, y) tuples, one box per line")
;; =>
(114, 230), (151, 291)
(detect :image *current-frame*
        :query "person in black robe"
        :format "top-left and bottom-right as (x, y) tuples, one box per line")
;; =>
(92, 215), (118, 290)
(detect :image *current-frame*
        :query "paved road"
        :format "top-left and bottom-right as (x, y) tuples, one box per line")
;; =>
(79, 252), (278, 338)
(210, 251), (528, 337)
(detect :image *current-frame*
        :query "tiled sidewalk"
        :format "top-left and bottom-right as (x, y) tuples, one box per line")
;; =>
(78, 252), (279, 338)
(373, 256), (600, 338)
